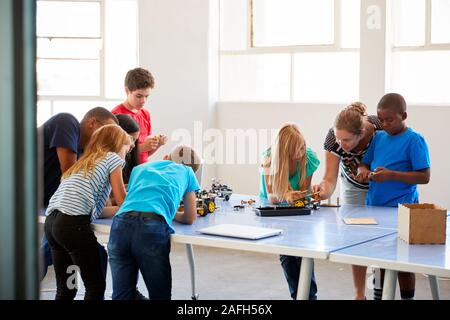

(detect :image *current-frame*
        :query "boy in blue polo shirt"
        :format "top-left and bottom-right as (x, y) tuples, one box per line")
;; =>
(108, 145), (201, 300)
(357, 93), (431, 300)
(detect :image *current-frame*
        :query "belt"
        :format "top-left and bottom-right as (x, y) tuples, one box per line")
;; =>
(125, 211), (165, 223)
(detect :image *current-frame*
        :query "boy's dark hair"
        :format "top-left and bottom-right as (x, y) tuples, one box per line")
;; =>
(82, 107), (118, 124)
(377, 93), (407, 114)
(125, 67), (155, 91)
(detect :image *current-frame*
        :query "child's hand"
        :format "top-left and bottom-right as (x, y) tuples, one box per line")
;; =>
(157, 134), (168, 146)
(142, 136), (160, 151)
(310, 185), (323, 201)
(355, 167), (371, 183)
(285, 190), (307, 205)
(370, 167), (393, 182)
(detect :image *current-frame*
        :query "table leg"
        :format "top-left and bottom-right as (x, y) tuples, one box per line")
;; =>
(296, 257), (313, 300)
(185, 244), (199, 300)
(382, 270), (397, 300)
(428, 275), (440, 300)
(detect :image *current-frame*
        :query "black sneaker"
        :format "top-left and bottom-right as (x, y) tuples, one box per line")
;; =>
(135, 289), (148, 300)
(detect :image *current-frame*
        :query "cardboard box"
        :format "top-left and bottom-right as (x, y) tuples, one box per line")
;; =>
(398, 203), (447, 244)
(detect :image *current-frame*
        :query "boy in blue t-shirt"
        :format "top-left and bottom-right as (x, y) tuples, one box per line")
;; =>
(357, 93), (431, 300)
(358, 93), (430, 206)
(108, 145), (201, 300)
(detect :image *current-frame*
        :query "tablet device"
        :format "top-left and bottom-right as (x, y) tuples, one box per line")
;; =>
(197, 224), (283, 240)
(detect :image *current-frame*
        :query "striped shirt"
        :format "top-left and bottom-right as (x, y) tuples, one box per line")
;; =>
(324, 115), (382, 189)
(45, 152), (125, 221)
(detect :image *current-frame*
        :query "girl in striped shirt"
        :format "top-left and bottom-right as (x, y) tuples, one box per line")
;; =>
(44, 124), (131, 300)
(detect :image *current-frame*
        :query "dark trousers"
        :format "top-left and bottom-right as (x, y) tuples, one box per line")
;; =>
(280, 255), (318, 300)
(44, 210), (106, 300)
(40, 234), (107, 281)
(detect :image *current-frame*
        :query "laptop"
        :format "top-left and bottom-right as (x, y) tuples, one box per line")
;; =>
(197, 224), (283, 240)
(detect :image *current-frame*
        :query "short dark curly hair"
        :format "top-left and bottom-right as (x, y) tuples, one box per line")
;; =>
(378, 93), (407, 114)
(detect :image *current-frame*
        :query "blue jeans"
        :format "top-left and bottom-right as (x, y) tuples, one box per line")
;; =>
(279, 255), (318, 300)
(108, 213), (173, 300)
(40, 234), (107, 281)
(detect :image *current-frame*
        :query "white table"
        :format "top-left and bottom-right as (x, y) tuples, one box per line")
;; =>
(228, 195), (399, 230)
(329, 218), (450, 300)
(172, 205), (395, 300)
(40, 195), (446, 300)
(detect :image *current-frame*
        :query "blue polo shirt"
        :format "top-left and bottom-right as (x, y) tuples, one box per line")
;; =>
(116, 160), (200, 231)
(362, 127), (430, 207)
(40, 113), (81, 207)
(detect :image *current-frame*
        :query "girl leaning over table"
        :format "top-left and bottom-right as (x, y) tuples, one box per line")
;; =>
(259, 123), (320, 300)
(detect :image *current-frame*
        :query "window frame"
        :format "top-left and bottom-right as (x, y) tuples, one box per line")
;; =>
(389, 0), (450, 106)
(392, 0), (450, 52)
(219, 0), (360, 102)
(36, 0), (138, 117)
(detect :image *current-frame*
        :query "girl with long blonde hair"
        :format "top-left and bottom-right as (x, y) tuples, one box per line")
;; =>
(45, 124), (131, 300)
(259, 123), (320, 300)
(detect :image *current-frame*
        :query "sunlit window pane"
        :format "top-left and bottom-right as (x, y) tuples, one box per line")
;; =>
(52, 101), (121, 121)
(36, 100), (52, 126)
(341, 0), (360, 48)
(393, 0), (425, 46)
(220, 54), (290, 101)
(37, 59), (100, 96)
(104, 0), (138, 99)
(391, 51), (450, 104)
(253, 0), (334, 46)
(36, 1), (100, 38)
(37, 38), (102, 59)
(431, 0), (450, 44)
(220, 0), (248, 50)
(293, 52), (359, 103)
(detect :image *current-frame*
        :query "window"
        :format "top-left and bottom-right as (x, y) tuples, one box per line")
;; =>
(390, 0), (450, 104)
(253, 0), (335, 47)
(36, 0), (138, 125)
(219, 0), (361, 102)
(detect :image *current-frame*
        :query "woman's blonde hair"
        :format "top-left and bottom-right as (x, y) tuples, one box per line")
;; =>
(62, 124), (130, 180)
(334, 102), (368, 136)
(267, 124), (307, 200)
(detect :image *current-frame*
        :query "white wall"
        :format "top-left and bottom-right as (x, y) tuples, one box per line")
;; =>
(215, 102), (343, 200)
(138, 0), (219, 186)
(406, 105), (450, 208)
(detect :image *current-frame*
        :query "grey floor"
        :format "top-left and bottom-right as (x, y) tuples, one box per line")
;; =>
(40, 231), (450, 300)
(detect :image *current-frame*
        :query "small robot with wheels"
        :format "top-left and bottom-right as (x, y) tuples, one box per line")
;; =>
(195, 190), (216, 217)
(178, 190), (217, 217)
(293, 198), (319, 210)
(210, 178), (233, 201)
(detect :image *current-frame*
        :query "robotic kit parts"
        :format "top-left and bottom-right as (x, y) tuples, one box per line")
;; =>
(241, 199), (256, 206)
(210, 178), (233, 201)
